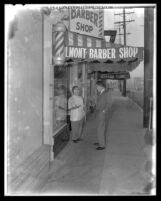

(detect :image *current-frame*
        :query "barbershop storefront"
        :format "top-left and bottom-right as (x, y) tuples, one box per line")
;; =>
(43, 9), (144, 159)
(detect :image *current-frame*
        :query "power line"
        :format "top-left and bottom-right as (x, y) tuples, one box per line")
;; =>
(114, 8), (135, 45)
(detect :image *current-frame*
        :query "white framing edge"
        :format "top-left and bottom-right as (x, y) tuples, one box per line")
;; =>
(5, 4), (156, 9)
(4, 5), (8, 196)
(151, 6), (156, 195)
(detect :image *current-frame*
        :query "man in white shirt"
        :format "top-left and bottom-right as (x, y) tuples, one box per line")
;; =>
(68, 86), (85, 143)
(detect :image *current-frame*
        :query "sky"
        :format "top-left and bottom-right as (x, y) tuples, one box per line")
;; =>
(104, 8), (144, 77)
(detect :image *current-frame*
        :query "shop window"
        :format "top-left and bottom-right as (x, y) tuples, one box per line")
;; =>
(68, 32), (74, 46)
(53, 65), (68, 133)
(78, 35), (83, 46)
(87, 37), (92, 47)
(96, 39), (101, 48)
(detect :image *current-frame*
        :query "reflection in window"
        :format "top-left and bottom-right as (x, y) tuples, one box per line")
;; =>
(53, 65), (68, 132)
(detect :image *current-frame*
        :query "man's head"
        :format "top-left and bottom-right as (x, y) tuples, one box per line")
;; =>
(96, 81), (105, 93)
(72, 86), (80, 96)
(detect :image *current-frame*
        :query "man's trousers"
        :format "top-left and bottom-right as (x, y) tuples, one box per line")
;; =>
(97, 112), (106, 147)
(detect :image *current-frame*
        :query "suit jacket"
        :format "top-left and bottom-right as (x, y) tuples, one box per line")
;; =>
(96, 90), (112, 116)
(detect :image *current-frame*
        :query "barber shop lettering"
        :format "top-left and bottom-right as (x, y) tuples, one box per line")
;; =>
(65, 47), (139, 60)
(71, 9), (98, 27)
(70, 9), (99, 35)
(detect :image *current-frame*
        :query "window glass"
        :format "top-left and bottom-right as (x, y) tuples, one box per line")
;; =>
(53, 65), (68, 133)
(87, 37), (92, 47)
(96, 39), (101, 47)
(78, 35), (83, 46)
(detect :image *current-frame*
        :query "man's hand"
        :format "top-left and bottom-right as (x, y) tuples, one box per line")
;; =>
(68, 105), (81, 111)
(58, 106), (66, 110)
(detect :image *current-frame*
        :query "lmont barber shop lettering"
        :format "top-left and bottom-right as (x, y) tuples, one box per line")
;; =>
(65, 46), (139, 60)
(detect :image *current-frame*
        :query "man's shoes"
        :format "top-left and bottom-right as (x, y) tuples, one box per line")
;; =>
(77, 138), (83, 141)
(93, 142), (99, 146)
(73, 140), (79, 143)
(96, 147), (105, 150)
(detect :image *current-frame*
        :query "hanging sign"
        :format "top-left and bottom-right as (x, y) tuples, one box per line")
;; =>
(98, 74), (115, 79)
(69, 8), (104, 38)
(98, 72), (130, 80)
(65, 46), (141, 60)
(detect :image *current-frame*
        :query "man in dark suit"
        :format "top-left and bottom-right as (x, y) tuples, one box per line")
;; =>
(94, 81), (112, 150)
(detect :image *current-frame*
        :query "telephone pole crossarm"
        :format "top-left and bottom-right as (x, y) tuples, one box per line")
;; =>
(114, 19), (135, 24)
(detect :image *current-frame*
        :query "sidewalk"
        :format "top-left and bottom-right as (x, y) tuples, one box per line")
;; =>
(33, 89), (148, 195)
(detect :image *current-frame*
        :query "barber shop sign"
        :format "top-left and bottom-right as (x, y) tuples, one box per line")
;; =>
(65, 46), (141, 60)
(69, 8), (104, 38)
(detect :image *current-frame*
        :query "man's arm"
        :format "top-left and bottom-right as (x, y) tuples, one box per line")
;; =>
(68, 105), (81, 111)
(57, 105), (66, 110)
(68, 98), (81, 111)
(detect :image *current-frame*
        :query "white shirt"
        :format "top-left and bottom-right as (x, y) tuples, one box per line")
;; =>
(100, 88), (105, 95)
(68, 95), (85, 121)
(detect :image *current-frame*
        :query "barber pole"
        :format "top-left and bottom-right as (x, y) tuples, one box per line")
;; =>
(98, 10), (104, 38)
(52, 22), (66, 65)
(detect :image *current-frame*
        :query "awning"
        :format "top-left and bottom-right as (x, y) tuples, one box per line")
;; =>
(64, 31), (144, 72)
(88, 58), (142, 72)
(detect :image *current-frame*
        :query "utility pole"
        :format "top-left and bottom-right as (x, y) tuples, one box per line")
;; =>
(123, 8), (126, 46)
(114, 8), (135, 97)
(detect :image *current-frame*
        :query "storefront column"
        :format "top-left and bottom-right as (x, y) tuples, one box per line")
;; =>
(50, 65), (55, 160)
(94, 71), (98, 105)
(118, 80), (122, 92)
(122, 79), (126, 97)
(82, 62), (87, 106)
(69, 63), (78, 90)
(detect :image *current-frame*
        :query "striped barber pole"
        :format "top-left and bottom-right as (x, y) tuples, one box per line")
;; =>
(52, 22), (66, 65)
(55, 31), (65, 57)
(98, 10), (104, 38)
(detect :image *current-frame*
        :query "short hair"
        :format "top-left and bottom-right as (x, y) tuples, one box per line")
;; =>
(72, 85), (79, 93)
(96, 81), (105, 88)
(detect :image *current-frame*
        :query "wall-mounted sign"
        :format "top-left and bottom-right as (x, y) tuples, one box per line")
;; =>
(98, 74), (115, 79)
(65, 46), (140, 60)
(69, 8), (104, 38)
(115, 73), (130, 79)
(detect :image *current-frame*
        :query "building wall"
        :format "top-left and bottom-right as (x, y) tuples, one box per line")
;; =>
(43, 9), (69, 144)
(7, 9), (43, 175)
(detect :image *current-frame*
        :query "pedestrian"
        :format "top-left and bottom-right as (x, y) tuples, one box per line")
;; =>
(68, 86), (85, 143)
(94, 81), (112, 150)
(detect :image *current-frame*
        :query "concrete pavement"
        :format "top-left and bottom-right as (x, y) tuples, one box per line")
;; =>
(33, 89), (149, 195)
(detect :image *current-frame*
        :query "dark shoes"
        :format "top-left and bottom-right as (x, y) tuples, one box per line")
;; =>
(93, 142), (99, 146)
(73, 138), (83, 143)
(94, 142), (105, 150)
(73, 140), (79, 143)
(96, 147), (105, 150)
(77, 138), (83, 141)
